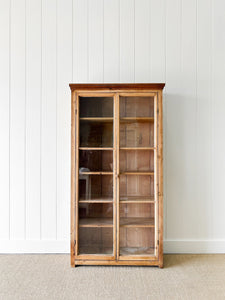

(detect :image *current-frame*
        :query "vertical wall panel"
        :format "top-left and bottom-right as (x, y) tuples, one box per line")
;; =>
(1, 0), (225, 253)
(165, 0), (182, 239)
(73, 0), (88, 82)
(167, 0), (197, 239)
(104, 0), (120, 82)
(212, 0), (225, 238)
(179, 0), (197, 238)
(41, 0), (57, 240)
(120, 0), (135, 82)
(56, 0), (72, 240)
(26, 0), (41, 240)
(150, 0), (165, 82)
(88, 0), (104, 82)
(196, 0), (212, 239)
(0, 0), (10, 239)
(134, 0), (150, 82)
(10, 0), (26, 240)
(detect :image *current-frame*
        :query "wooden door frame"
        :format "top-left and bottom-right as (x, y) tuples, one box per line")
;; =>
(74, 93), (117, 262)
(70, 87), (164, 267)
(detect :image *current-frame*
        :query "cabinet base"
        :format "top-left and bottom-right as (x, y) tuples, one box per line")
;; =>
(73, 259), (163, 267)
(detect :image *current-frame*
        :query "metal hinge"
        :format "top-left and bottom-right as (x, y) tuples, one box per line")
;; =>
(157, 240), (159, 246)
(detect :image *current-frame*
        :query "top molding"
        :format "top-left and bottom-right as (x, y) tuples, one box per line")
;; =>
(69, 83), (165, 91)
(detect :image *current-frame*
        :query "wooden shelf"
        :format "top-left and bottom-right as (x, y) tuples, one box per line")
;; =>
(79, 147), (114, 150)
(120, 172), (154, 176)
(79, 218), (113, 227)
(120, 117), (154, 122)
(120, 217), (154, 227)
(79, 247), (113, 255)
(120, 247), (155, 256)
(119, 147), (155, 150)
(80, 117), (113, 122)
(120, 196), (155, 203)
(79, 197), (113, 203)
(80, 172), (113, 175)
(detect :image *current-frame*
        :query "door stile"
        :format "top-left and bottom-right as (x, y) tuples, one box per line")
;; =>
(158, 90), (163, 267)
(154, 93), (159, 258)
(71, 91), (76, 266)
(75, 92), (79, 257)
(113, 94), (117, 260)
(115, 93), (120, 260)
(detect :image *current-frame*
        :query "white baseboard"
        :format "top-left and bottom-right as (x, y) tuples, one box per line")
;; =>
(0, 240), (70, 253)
(164, 240), (225, 254)
(0, 240), (225, 254)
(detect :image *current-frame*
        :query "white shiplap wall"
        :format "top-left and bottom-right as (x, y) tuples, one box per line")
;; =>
(0, 0), (225, 253)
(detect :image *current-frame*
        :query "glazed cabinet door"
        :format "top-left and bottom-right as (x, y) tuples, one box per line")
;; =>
(75, 93), (116, 260)
(117, 93), (159, 260)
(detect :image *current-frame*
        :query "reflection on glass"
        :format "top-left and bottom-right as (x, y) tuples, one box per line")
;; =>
(79, 175), (113, 201)
(80, 121), (113, 147)
(79, 150), (113, 172)
(79, 228), (113, 254)
(80, 97), (113, 117)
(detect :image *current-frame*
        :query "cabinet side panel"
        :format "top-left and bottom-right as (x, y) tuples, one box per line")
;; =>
(158, 90), (163, 267)
(71, 91), (75, 266)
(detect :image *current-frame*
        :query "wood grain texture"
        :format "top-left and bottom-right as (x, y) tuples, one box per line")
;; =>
(71, 86), (164, 266)
(70, 91), (75, 266)
(70, 83), (165, 90)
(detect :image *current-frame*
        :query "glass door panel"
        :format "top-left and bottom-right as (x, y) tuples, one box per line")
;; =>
(120, 96), (154, 117)
(119, 175), (154, 200)
(79, 228), (113, 255)
(118, 94), (157, 258)
(120, 227), (155, 256)
(120, 121), (154, 148)
(77, 96), (115, 257)
(120, 150), (154, 173)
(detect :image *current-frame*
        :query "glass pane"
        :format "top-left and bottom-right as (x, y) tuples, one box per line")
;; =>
(80, 97), (113, 117)
(79, 228), (113, 254)
(120, 96), (154, 117)
(79, 174), (113, 201)
(80, 150), (113, 172)
(119, 175), (154, 201)
(120, 203), (154, 219)
(80, 121), (113, 147)
(120, 227), (155, 256)
(120, 150), (154, 173)
(79, 203), (113, 226)
(120, 122), (154, 148)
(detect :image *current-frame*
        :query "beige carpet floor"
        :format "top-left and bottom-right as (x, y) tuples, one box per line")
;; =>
(0, 254), (225, 300)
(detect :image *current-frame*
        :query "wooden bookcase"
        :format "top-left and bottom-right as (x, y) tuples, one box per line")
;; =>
(70, 84), (165, 267)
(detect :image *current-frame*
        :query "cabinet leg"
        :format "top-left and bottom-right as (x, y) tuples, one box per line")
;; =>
(71, 255), (75, 268)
